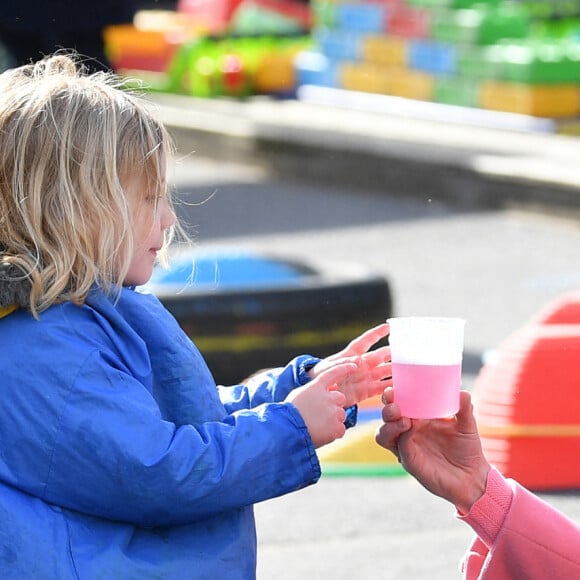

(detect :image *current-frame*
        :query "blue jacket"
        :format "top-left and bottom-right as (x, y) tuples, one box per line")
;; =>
(0, 287), (322, 578)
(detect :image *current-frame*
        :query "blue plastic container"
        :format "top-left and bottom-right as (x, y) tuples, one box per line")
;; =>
(336, 3), (387, 34)
(408, 39), (458, 75)
(294, 50), (339, 88)
(315, 29), (364, 61)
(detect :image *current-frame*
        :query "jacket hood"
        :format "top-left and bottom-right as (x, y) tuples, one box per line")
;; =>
(0, 262), (31, 309)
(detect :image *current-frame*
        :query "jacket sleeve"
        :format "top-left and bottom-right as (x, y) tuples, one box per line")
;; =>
(40, 350), (321, 528)
(217, 355), (320, 411)
(459, 467), (580, 579)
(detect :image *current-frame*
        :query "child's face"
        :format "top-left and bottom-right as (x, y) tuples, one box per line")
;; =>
(124, 173), (176, 287)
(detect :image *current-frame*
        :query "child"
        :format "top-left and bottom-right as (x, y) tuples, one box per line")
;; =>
(0, 54), (391, 578)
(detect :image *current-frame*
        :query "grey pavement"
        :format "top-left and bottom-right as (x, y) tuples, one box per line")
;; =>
(148, 87), (580, 215)
(151, 91), (580, 578)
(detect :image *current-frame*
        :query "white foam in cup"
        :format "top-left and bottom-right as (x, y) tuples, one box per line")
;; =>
(387, 317), (466, 419)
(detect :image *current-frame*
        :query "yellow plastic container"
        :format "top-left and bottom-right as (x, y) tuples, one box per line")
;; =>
(386, 68), (434, 100)
(254, 52), (297, 93)
(480, 81), (580, 118)
(339, 62), (392, 94)
(362, 35), (407, 68)
(339, 62), (434, 100)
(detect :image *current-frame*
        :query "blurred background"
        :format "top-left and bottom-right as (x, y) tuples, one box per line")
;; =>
(2, 1), (580, 578)
(4, 1), (578, 118)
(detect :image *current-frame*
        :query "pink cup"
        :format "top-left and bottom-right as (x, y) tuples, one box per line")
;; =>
(388, 317), (465, 419)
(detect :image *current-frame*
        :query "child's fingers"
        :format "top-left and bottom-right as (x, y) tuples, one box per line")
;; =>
(329, 388), (346, 408)
(314, 362), (357, 388)
(347, 323), (389, 353)
(370, 361), (392, 381)
(366, 378), (393, 398)
(334, 422), (347, 440)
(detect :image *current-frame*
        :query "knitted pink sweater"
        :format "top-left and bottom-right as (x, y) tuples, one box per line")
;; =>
(458, 467), (580, 579)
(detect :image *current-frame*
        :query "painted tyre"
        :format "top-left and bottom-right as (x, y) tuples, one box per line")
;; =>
(145, 249), (393, 385)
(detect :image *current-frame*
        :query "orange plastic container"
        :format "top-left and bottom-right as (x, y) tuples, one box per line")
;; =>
(104, 23), (187, 72)
(474, 295), (580, 490)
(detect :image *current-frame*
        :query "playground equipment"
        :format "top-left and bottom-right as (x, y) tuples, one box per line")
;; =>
(301, 0), (580, 118)
(105, 1), (313, 96)
(145, 248), (392, 386)
(474, 291), (580, 490)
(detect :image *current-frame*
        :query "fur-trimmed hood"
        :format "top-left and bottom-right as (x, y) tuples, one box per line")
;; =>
(0, 262), (31, 309)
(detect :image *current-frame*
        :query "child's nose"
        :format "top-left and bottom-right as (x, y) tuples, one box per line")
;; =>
(160, 199), (176, 229)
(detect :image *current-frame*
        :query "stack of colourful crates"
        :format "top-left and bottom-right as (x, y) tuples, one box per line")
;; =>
(298, 0), (580, 118)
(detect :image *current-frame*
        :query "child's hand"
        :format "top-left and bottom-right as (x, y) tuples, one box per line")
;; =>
(287, 363), (355, 448)
(310, 323), (392, 407)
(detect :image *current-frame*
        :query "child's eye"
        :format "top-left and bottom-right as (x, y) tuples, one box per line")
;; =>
(146, 193), (163, 205)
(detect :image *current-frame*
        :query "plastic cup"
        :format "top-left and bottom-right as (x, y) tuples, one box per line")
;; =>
(387, 317), (465, 419)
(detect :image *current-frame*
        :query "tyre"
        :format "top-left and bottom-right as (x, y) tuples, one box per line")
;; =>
(145, 248), (393, 384)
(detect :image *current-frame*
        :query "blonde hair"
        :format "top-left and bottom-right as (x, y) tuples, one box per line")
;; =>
(0, 53), (176, 316)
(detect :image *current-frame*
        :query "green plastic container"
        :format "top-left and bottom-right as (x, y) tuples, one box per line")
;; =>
(432, 9), (486, 44)
(166, 39), (209, 96)
(408, 0), (499, 7)
(167, 35), (311, 98)
(519, 1), (580, 20)
(407, 0), (452, 8)
(434, 75), (481, 106)
(457, 44), (502, 79)
(535, 17), (580, 39)
(498, 39), (580, 84)
(478, 4), (530, 45)
(167, 38), (251, 98)
(311, 0), (337, 29)
(231, 5), (306, 35)
(432, 5), (530, 46)
(451, 0), (501, 8)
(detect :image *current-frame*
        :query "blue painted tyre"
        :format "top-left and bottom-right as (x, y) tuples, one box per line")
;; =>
(145, 249), (393, 384)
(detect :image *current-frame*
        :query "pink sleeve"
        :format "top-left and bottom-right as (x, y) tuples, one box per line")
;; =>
(457, 467), (580, 579)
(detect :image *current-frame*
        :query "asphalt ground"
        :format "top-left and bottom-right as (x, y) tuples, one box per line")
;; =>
(154, 90), (580, 579)
(149, 87), (580, 216)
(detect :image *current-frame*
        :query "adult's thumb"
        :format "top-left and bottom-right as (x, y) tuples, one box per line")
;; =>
(456, 390), (478, 433)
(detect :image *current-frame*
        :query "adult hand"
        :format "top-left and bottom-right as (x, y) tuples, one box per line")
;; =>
(310, 323), (392, 407)
(376, 387), (491, 513)
(287, 363), (355, 448)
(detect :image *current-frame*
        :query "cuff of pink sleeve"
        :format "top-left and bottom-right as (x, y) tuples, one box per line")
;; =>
(457, 467), (514, 548)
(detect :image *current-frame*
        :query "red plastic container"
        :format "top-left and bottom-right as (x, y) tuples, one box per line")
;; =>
(474, 293), (580, 490)
(177, 0), (244, 33)
(388, 5), (431, 38)
(177, 0), (311, 33)
(531, 291), (580, 325)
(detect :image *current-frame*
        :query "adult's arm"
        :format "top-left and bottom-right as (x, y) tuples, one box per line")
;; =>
(460, 467), (580, 579)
